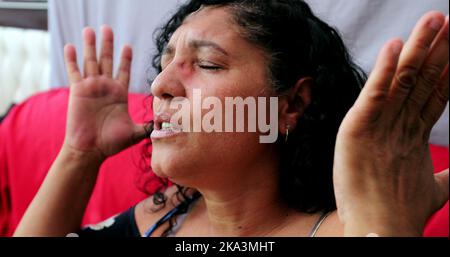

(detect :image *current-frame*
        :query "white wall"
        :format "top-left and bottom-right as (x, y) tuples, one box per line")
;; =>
(48, 0), (181, 93)
(305, 0), (449, 146)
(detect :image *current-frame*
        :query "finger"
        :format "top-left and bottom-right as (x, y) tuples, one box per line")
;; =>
(99, 25), (114, 78)
(409, 16), (449, 111)
(83, 27), (99, 77)
(64, 44), (82, 84)
(116, 45), (133, 89)
(422, 64), (449, 127)
(388, 12), (446, 115)
(433, 169), (449, 212)
(353, 39), (403, 123)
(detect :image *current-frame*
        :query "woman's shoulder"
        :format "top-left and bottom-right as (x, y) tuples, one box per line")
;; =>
(74, 205), (140, 237)
(72, 185), (183, 237)
(135, 187), (345, 237)
(310, 211), (344, 237)
(134, 185), (191, 236)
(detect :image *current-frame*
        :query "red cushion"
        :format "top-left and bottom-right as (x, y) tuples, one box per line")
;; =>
(0, 88), (448, 236)
(424, 144), (449, 237)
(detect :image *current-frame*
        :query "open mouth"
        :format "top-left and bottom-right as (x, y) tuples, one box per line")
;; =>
(159, 121), (183, 133)
(151, 113), (184, 139)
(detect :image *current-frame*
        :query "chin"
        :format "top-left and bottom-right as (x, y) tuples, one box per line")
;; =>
(151, 147), (196, 185)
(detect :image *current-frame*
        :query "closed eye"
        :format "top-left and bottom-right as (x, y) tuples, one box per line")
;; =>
(197, 60), (223, 71)
(199, 65), (222, 70)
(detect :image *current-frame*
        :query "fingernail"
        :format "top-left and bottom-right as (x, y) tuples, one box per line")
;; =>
(429, 17), (444, 31)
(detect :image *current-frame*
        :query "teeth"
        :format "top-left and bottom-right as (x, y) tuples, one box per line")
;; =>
(161, 122), (183, 133)
(161, 122), (172, 130)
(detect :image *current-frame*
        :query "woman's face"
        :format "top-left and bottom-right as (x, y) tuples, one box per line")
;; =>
(150, 6), (278, 188)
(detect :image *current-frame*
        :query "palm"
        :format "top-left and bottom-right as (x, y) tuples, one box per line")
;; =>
(63, 26), (146, 159)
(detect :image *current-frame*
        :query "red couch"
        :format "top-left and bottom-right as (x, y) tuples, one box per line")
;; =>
(0, 88), (448, 237)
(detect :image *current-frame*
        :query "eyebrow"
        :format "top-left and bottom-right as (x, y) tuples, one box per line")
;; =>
(190, 40), (229, 56)
(163, 39), (229, 57)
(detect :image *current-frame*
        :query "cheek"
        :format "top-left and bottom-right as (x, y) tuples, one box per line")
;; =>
(195, 132), (263, 165)
(150, 69), (271, 172)
(151, 140), (191, 178)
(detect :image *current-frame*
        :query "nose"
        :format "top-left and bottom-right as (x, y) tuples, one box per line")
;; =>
(151, 62), (186, 101)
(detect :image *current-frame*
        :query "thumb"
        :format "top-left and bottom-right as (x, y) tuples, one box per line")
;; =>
(131, 122), (153, 145)
(433, 169), (449, 210)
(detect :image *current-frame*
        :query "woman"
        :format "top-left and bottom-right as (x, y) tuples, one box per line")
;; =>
(14, 0), (448, 237)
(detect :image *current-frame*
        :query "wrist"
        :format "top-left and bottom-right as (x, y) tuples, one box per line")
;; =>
(58, 143), (106, 170)
(343, 215), (423, 237)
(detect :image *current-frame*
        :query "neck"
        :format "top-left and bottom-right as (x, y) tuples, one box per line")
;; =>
(194, 154), (293, 236)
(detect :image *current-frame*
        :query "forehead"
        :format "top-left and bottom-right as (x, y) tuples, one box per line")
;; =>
(168, 6), (241, 49)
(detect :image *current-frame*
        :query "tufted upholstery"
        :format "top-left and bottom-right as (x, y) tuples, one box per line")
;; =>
(0, 27), (50, 116)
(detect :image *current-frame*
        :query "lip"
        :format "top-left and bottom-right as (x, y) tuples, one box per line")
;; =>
(151, 112), (184, 140)
(153, 112), (171, 131)
(151, 128), (183, 140)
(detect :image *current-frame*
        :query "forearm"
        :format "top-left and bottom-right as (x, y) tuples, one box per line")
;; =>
(13, 146), (103, 237)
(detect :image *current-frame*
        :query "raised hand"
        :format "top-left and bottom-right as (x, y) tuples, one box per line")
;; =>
(63, 26), (147, 162)
(333, 12), (449, 236)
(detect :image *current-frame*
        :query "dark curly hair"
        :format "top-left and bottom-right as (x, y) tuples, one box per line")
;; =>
(139, 0), (367, 236)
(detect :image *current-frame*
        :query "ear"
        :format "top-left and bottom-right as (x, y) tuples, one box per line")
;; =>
(279, 77), (312, 134)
